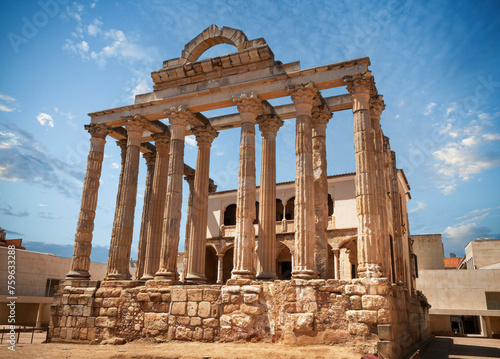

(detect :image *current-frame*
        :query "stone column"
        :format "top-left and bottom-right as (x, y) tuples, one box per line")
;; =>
(106, 116), (146, 281)
(181, 174), (194, 282)
(216, 253), (224, 284)
(332, 249), (340, 280)
(185, 126), (218, 284)
(256, 115), (283, 280)
(66, 123), (110, 279)
(230, 93), (262, 283)
(155, 107), (190, 282)
(345, 72), (382, 278)
(135, 151), (156, 280)
(142, 133), (170, 280)
(371, 95), (391, 279)
(312, 105), (332, 279)
(291, 83), (318, 280)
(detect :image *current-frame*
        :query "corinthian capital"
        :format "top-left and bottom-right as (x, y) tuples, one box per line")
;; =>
(312, 105), (332, 126)
(289, 82), (318, 106)
(370, 95), (386, 117)
(151, 132), (171, 149)
(192, 126), (218, 145)
(344, 73), (375, 96)
(143, 151), (156, 165)
(233, 93), (263, 116)
(85, 123), (111, 139)
(123, 115), (147, 134)
(164, 105), (193, 127)
(257, 115), (283, 134)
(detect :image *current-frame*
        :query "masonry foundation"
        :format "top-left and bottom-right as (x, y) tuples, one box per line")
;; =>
(49, 279), (430, 358)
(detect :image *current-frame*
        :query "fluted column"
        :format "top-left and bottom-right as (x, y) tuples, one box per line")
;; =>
(181, 174), (194, 282)
(155, 107), (190, 282)
(290, 83), (318, 280)
(135, 151), (156, 280)
(371, 95), (391, 279)
(106, 116), (146, 280)
(230, 93), (262, 283)
(256, 115), (283, 280)
(66, 123), (111, 279)
(142, 133), (170, 279)
(185, 126), (218, 284)
(312, 105), (332, 279)
(345, 72), (382, 278)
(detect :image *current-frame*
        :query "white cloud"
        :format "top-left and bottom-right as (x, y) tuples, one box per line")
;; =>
(54, 107), (76, 121)
(424, 102), (436, 115)
(0, 92), (19, 112)
(111, 162), (120, 169)
(409, 201), (426, 213)
(36, 113), (54, 128)
(0, 104), (15, 112)
(434, 112), (500, 192)
(87, 18), (102, 36)
(483, 133), (500, 141)
(0, 131), (20, 149)
(185, 135), (196, 148)
(39, 204), (47, 207)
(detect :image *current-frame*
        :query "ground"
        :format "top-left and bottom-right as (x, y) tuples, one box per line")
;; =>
(1, 333), (364, 359)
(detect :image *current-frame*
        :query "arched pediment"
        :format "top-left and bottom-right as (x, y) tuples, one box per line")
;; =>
(182, 24), (253, 63)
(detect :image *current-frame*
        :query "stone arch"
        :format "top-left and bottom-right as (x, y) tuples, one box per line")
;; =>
(182, 25), (249, 63)
(205, 245), (218, 284)
(284, 196), (295, 220)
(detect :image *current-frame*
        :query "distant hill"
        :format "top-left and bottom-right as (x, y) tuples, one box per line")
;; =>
(22, 241), (137, 264)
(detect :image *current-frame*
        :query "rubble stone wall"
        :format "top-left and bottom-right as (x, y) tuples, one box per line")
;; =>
(49, 278), (430, 358)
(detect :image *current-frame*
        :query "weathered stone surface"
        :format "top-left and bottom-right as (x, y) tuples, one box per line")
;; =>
(144, 313), (168, 331)
(198, 301), (211, 318)
(292, 313), (314, 332)
(171, 302), (186, 315)
(188, 289), (203, 301)
(187, 302), (198, 316)
(362, 294), (390, 310)
(177, 316), (190, 326)
(241, 303), (264, 315)
(346, 310), (378, 324)
(190, 317), (202, 326)
(101, 337), (127, 345)
(243, 293), (259, 304)
(171, 288), (187, 302)
(232, 313), (253, 328)
(175, 326), (193, 340)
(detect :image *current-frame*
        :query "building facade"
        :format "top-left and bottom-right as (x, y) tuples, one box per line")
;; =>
(48, 25), (430, 358)
(414, 236), (500, 338)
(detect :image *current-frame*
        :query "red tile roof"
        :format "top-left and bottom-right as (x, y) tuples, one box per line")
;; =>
(444, 257), (462, 269)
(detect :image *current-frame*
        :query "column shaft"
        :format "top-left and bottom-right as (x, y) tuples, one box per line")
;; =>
(67, 123), (110, 279)
(142, 134), (170, 279)
(291, 83), (318, 280)
(106, 117), (146, 280)
(312, 106), (331, 278)
(135, 151), (156, 280)
(230, 94), (261, 283)
(216, 254), (224, 284)
(256, 115), (282, 280)
(181, 175), (194, 282)
(333, 249), (340, 280)
(155, 108), (190, 281)
(185, 126), (218, 284)
(345, 73), (382, 278)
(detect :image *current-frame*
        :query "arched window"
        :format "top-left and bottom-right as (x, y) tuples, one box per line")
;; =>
(276, 199), (284, 221)
(223, 204), (236, 226)
(284, 196), (295, 220)
(328, 194), (334, 216)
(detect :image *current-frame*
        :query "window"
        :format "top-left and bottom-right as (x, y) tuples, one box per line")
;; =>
(45, 278), (60, 297)
(486, 292), (500, 310)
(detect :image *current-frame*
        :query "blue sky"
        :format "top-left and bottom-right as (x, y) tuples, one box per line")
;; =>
(0, 0), (499, 262)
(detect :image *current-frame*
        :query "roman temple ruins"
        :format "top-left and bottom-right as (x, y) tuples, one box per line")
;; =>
(49, 25), (430, 358)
